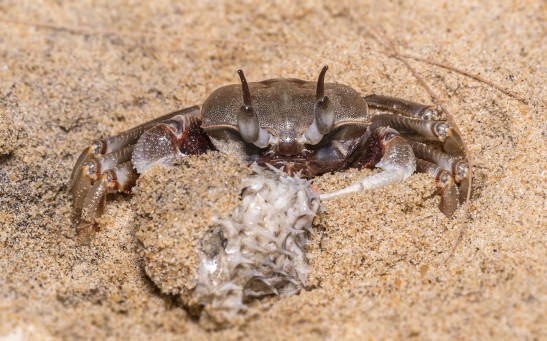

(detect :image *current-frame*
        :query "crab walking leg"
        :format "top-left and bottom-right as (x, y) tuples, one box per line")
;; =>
(365, 99), (466, 158)
(409, 140), (470, 205)
(369, 114), (465, 157)
(370, 114), (444, 140)
(78, 161), (138, 232)
(406, 141), (468, 182)
(416, 159), (459, 216)
(71, 108), (214, 230)
(364, 94), (438, 120)
(321, 127), (416, 199)
(71, 145), (134, 216)
(70, 106), (201, 184)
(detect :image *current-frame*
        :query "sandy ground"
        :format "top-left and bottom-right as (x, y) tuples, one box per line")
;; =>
(0, 0), (545, 340)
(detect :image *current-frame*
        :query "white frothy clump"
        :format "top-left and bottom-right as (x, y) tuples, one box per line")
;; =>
(194, 164), (320, 324)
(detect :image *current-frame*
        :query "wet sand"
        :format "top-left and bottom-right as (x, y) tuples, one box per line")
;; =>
(0, 1), (545, 340)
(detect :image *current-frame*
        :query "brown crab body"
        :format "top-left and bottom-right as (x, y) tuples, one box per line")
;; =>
(70, 66), (470, 232)
(202, 77), (370, 177)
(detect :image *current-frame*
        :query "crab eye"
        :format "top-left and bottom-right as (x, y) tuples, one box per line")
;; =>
(236, 69), (271, 148)
(237, 108), (260, 145)
(299, 66), (335, 145)
(314, 65), (335, 134)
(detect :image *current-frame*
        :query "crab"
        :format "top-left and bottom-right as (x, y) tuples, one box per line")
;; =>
(70, 66), (470, 233)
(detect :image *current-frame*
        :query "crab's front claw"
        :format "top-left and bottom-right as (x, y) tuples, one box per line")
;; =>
(321, 127), (416, 199)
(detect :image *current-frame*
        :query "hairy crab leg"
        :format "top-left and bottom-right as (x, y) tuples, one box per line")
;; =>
(321, 127), (416, 199)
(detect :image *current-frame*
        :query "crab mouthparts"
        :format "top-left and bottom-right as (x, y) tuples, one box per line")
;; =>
(276, 138), (303, 156)
(257, 151), (316, 178)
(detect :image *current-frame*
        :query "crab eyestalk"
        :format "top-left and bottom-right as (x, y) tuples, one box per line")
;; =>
(236, 69), (270, 148)
(301, 65), (335, 145)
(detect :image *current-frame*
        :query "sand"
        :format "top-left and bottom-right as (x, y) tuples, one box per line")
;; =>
(0, 0), (545, 340)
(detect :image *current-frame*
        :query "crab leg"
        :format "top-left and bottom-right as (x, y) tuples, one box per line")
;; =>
(70, 106), (201, 185)
(370, 116), (465, 161)
(365, 95), (467, 157)
(416, 159), (459, 216)
(78, 161), (138, 233)
(71, 145), (134, 217)
(321, 127), (416, 199)
(406, 141), (468, 183)
(365, 94), (437, 120)
(364, 94), (470, 212)
(71, 106), (215, 232)
(409, 140), (470, 205)
(370, 113), (456, 143)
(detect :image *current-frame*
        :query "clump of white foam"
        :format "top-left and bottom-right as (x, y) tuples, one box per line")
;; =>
(194, 163), (320, 325)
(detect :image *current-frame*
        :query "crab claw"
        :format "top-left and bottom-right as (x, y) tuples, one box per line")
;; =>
(132, 124), (181, 174)
(321, 127), (416, 199)
(69, 140), (105, 186)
